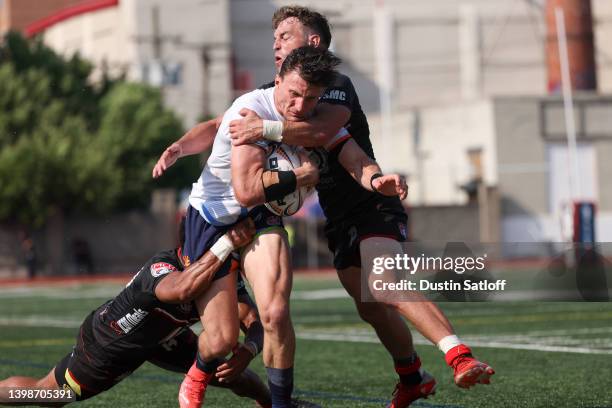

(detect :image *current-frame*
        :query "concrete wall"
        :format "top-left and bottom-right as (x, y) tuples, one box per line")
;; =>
(39, 0), (233, 127)
(593, 0), (612, 93)
(409, 204), (480, 242)
(43, 4), (135, 80)
(492, 95), (612, 242)
(132, 0), (232, 124)
(410, 100), (497, 206)
(0, 211), (177, 277)
(229, 0), (552, 112)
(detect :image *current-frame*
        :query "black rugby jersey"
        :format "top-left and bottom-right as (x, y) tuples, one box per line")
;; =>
(260, 73), (403, 223)
(91, 249), (247, 358)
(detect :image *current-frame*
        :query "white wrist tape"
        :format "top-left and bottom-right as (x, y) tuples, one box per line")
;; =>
(209, 234), (235, 262)
(262, 120), (283, 142)
(437, 335), (462, 354)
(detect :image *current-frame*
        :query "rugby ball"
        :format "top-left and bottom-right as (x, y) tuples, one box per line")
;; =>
(264, 144), (310, 216)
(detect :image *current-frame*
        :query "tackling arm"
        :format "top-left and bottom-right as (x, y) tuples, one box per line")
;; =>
(154, 218), (255, 304)
(338, 139), (408, 200)
(229, 103), (350, 147)
(152, 115), (222, 178)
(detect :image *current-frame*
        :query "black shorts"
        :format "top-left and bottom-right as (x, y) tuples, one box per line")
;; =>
(325, 200), (408, 270)
(54, 312), (197, 401)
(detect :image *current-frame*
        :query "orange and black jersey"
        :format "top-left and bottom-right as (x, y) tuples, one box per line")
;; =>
(260, 73), (403, 223)
(91, 249), (247, 359)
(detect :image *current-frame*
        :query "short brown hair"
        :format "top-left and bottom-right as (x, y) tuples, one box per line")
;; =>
(279, 46), (340, 88)
(272, 6), (332, 47)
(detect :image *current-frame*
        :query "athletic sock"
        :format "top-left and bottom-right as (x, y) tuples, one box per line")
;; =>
(394, 353), (423, 386)
(444, 344), (473, 367)
(266, 366), (293, 408)
(187, 352), (221, 383)
(437, 335), (462, 354)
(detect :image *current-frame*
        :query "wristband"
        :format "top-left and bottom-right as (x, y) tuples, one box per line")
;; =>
(262, 170), (297, 202)
(370, 173), (383, 192)
(209, 234), (235, 262)
(262, 120), (284, 142)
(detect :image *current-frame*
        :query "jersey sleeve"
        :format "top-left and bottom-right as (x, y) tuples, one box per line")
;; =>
(139, 254), (181, 298)
(324, 127), (351, 153)
(318, 74), (356, 110)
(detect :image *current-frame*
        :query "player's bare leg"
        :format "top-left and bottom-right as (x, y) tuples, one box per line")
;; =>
(0, 368), (66, 407)
(337, 266), (417, 358)
(179, 271), (239, 408)
(360, 237), (494, 393)
(242, 230), (295, 408)
(337, 266), (436, 407)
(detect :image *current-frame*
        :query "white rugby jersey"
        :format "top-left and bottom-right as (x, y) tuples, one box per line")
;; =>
(189, 87), (281, 225)
(189, 86), (350, 226)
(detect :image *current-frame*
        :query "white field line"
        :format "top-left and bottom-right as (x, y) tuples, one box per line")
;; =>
(1, 314), (611, 355)
(0, 316), (81, 328)
(0, 287), (118, 299)
(296, 329), (612, 355)
(0, 287), (349, 301)
(291, 289), (349, 300)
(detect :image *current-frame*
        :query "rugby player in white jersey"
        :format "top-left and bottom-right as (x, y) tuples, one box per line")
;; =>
(167, 47), (339, 408)
(154, 6), (494, 408)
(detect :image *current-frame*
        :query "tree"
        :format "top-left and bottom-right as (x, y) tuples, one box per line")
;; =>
(97, 83), (201, 210)
(0, 32), (200, 227)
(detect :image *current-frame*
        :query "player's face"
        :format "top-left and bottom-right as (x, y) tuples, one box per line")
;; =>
(273, 17), (310, 71)
(274, 71), (325, 121)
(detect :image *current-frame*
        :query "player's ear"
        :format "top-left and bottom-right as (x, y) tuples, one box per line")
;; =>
(307, 34), (321, 48)
(275, 75), (281, 86)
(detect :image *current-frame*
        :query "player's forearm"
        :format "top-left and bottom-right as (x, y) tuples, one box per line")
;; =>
(293, 165), (319, 188)
(343, 154), (381, 193)
(280, 118), (337, 147)
(233, 167), (267, 207)
(358, 160), (383, 192)
(234, 165), (314, 207)
(175, 118), (219, 156)
(166, 253), (223, 303)
(266, 104), (349, 147)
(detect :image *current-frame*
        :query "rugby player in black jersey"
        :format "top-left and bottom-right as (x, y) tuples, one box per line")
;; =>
(0, 218), (272, 407)
(152, 6), (494, 408)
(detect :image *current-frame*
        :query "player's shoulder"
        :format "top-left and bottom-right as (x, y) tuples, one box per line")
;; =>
(233, 88), (265, 105)
(328, 72), (354, 89)
(231, 87), (271, 112)
(320, 72), (356, 105)
(145, 249), (181, 279)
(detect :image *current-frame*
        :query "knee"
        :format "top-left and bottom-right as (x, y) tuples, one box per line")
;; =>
(259, 301), (290, 333)
(355, 301), (389, 325)
(200, 325), (239, 358)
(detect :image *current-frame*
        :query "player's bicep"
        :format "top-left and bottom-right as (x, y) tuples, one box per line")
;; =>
(154, 273), (181, 303)
(146, 261), (182, 303)
(312, 103), (351, 138)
